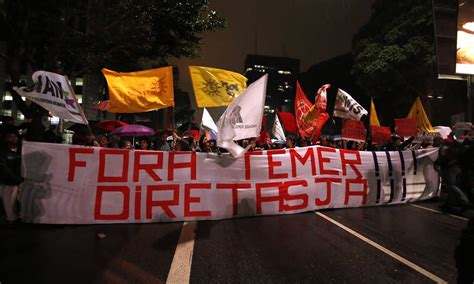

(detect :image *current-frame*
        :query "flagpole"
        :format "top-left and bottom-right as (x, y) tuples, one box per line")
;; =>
(172, 106), (176, 149)
(65, 76), (92, 135)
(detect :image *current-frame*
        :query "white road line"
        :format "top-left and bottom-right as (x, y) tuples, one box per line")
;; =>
(409, 204), (468, 221)
(315, 212), (447, 284)
(166, 221), (197, 284)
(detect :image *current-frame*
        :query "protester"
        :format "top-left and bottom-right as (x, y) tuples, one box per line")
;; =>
(156, 132), (172, 151)
(139, 137), (151, 150)
(43, 125), (62, 143)
(286, 135), (296, 148)
(435, 137), (472, 211)
(174, 137), (192, 151)
(0, 128), (23, 222)
(122, 139), (133, 149)
(109, 134), (122, 148)
(0, 116), (16, 141)
(98, 135), (110, 148)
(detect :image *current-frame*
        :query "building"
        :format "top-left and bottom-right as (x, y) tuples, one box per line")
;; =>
(244, 55), (299, 113)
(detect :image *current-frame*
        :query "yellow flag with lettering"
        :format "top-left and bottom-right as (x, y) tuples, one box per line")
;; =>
(102, 67), (174, 113)
(370, 97), (381, 126)
(189, 66), (247, 107)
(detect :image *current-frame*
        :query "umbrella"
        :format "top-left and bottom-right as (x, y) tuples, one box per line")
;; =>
(112, 124), (156, 137)
(95, 120), (129, 132)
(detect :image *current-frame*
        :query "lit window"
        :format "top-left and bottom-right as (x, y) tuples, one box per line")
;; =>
(75, 78), (83, 86)
(49, 116), (60, 125)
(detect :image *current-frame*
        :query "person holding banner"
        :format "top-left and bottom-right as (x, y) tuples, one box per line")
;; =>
(0, 128), (24, 223)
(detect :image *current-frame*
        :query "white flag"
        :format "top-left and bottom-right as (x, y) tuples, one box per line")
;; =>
(201, 107), (218, 133)
(217, 74), (268, 157)
(14, 71), (88, 124)
(272, 113), (286, 141)
(333, 88), (368, 120)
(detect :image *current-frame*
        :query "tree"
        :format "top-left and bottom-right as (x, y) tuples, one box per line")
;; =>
(0, 0), (225, 125)
(351, 0), (435, 122)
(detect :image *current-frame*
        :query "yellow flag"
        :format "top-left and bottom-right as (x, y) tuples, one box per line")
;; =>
(102, 67), (174, 113)
(189, 66), (247, 107)
(407, 97), (437, 133)
(370, 97), (381, 126)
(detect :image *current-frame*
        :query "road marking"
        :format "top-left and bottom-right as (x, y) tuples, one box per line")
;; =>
(315, 212), (447, 284)
(409, 204), (468, 221)
(166, 221), (197, 284)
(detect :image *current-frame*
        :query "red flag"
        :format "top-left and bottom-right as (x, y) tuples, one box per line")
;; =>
(296, 82), (330, 140)
(277, 111), (297, 133)
(295, 81), (313, 138)
(257, 115), (268, 144)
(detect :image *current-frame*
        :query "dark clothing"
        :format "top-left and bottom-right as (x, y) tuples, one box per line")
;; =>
(0, 145), (23, 185)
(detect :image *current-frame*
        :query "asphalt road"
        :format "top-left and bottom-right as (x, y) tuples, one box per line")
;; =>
(1, 200), (473, 284)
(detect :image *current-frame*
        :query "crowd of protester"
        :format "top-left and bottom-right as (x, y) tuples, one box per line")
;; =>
(1, 114), (474, 223)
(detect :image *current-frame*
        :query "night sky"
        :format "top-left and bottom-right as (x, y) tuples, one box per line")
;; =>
(169, 0), (374, 118)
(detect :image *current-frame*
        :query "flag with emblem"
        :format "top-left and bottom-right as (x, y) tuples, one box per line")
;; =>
(14, 70), (88, 124)
(295, 81), (313, 138)
(298, 83), (330, 140)
(102, 67), (174, 113)
(217, 74), (267, 157)
(189, 66), (247, 108)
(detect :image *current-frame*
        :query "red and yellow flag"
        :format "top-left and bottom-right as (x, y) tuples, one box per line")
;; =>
(102, 67), (174, 113)
(295, 82), (330, 140)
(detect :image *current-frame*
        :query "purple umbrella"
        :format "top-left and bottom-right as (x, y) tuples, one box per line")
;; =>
(112, 124), (156, 137)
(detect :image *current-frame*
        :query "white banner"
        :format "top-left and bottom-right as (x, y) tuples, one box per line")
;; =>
(14, 71), (88, 124)
(20, 142), (440, 224)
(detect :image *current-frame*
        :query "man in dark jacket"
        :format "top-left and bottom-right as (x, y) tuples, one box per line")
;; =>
(435, 138), (471, 210)
(0, 128), (23, 222)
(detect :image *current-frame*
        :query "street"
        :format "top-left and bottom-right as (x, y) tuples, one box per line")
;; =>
(1, 200), (473, 284)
